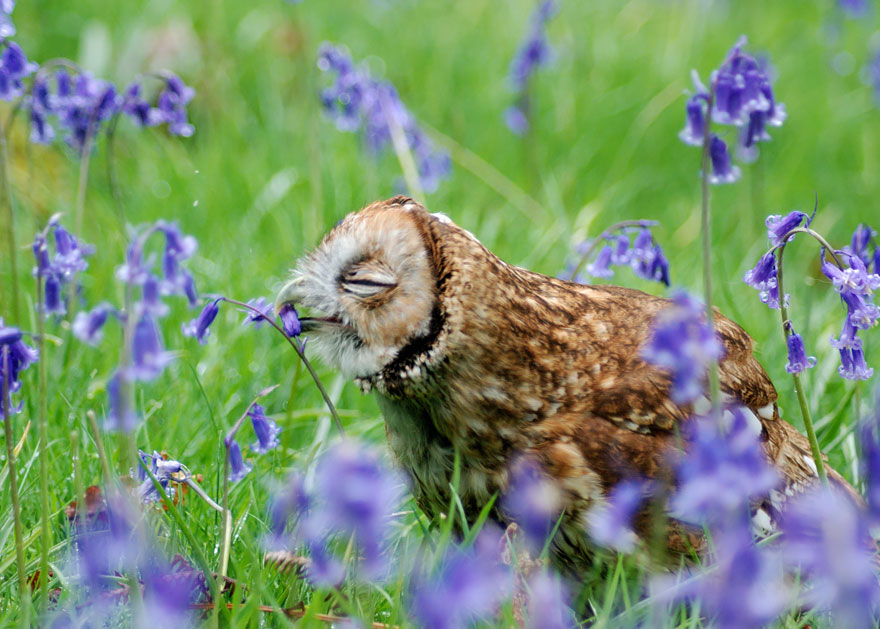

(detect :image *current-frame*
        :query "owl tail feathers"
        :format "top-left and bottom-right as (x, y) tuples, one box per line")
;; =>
(763, 417), (864, 510)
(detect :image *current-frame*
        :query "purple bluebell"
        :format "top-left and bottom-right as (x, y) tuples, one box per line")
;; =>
(143, 274), (170, 317)
(587, 479), (649, 552)
(766, 211), (809, 246)
(0, 41), (37, 101)
(129, 314), (173, 381)
(743, 251), (784, 309)
(264, 471), (309, 550)
(0, 0), (15, 38)
(642, 292), (724, 404)
(708, 135), (741, 184)
(630, 228), (671, 286)
(504, 105), (529, 135)
(241, 297), (274, 329)
(525, 569), (576, 629)
(72, 303), (114, 346)
(502, 457), (562, 549)
(781, 486), (880, 627)
(135, 450), (188, 503)
(55, 72), (121, 153)
(182, 299), (220, 345)
(43, 273), (65, 315)
(156, 74), (195, 137)
(679, 94), (707, 146)
(0, 321), (38, 417)
(227, 441), (252, 483)
(138, 555), (204, 626)
(823, 254), (880, 298)
(846, 224), (876, 269)
(670, 408), (779, 525)
(839, 0), (870, 17)
(859, 394), (880, 528)
(785, 331), (816, 375)
(409, 529), (513, 629)
(115, 241), (150, 285)
(279, 303), (302, 337)
(508, 0), (557, 91)
(305, 440), (405, 584)
(653, 521), (789, 629)
(585, 245), (614, 279)
(317, 43), (451, 193)
(611, 234), (630, 265)
(32, 218), (94, 316)
(53, 223), (95, 277)
(104, 371), (137, 432)
(838, 346), (874, 380)
(248, 403), (280, 454)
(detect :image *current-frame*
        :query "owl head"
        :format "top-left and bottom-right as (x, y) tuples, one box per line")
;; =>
(274, 197), (443, 379)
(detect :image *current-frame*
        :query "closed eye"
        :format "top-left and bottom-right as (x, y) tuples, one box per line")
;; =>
(340, 261), (398, 298)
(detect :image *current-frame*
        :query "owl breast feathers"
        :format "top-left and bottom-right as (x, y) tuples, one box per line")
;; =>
(275, 196), (860, 569)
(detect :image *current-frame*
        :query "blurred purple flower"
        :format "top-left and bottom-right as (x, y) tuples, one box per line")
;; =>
(670, 408), (779, 526)
(525, 569), (576, 629)
(679, 93), (708, 146)
(781, 486), (880, 627)
(508, 0), (557, 91)
(860, 392), (880, 528)
(32, 217), (94, 316)
(317, 43), (451, 194)
(743, 251), (783, 309)
(227, 441), (252, 483)
(0, 321), (38, 417)
(43, 273), (65, 315)
(785, 330), (816, 375)
(122, 74), (195, 137)
(585, 245), (614, 279)
(0, 41), (37, 101)
(839, 0), (870, 17)
(129, 314), (174, 380)
(182, 299), (220, 345)
(642, 291), (724, 404)
(241, 297), (273, 329)
(104, 371), (137, 432)
(279, 303), (302, 337)
(587, 478), (649, 552)
(708, 135), (741, 184)
(264, 471), (309, 550)
(563, 222), (669, 287)
(504, 105), (529, 135)
(409, 529), (513, 629)
(72, 303), (114, 346)
(502, 457), (562, 549)
(0, 0), (15, 38)
(248, 403), (280, 454)
(630, 228), (670, 286)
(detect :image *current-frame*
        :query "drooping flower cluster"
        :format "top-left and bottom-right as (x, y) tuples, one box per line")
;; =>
(0, 321), (38, 417)
(561, 222), (670, 287)
(642, 291), (724, 404)
(32, 215), (95, 316)
(317, 43), (451, 194)
(504, 0), (557, 135)
(265, 439), (406, 585)
(680, 36), (785, 184)
(70, 220), (200, 431)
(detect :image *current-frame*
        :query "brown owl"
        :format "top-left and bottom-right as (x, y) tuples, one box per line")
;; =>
(274, 196), (860, 570)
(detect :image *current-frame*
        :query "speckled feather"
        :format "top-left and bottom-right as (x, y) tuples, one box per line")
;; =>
(277, 196), (860, 571)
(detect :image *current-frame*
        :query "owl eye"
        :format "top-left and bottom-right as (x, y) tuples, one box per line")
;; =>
(340, 261), (398, 298)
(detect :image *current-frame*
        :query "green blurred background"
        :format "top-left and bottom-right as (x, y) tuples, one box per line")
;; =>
(2, 0), (879, 613)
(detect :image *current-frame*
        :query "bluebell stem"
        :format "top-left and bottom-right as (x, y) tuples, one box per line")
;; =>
(642, 291), (724, 405)
(505, 0), (557, 135)
(317, 43), (451, 194)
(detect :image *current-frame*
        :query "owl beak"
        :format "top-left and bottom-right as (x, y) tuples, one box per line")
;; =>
(274, 276), (304, 317)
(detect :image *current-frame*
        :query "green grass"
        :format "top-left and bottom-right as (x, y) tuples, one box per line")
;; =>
(1, 0), (879, 626)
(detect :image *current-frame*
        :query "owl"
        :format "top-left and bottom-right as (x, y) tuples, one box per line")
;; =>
(275, 196), (860, 570)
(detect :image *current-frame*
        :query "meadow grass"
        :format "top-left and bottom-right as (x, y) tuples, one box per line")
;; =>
(1, 0), (879, 626)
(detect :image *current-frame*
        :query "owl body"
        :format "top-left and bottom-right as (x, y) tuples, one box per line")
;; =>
(276, 196), (856, 570)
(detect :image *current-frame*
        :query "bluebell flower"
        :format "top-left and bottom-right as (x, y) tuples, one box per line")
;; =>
(248, 403), (280, 454)
(838, 346), (874, 380)
(785, 330), (816, 374)
(708, 134), (741, 184)
(0, 321), (38, 417)
(508, 0), (557, 91)
(227, 441), (252, 483)
(116, 241), (150, 285)
(839, 0), (870, 17)
(135, 450), (189, 503)
(279, 303), (302, 337)
(32, 217), (94, 316)
(525, 570), (576, 629)
(743, 251), (784, 309)
(766, 211), (809, 246)
(72, 303), (114, 346)
(241, 297), (274, 329)
(143, 274), (170, 317)
(0, 0), (15, 38)
(304, 440), (406, 584)
(846, 224), (876, 268)
(43, 273), (65, 315)
(781, 486), (880, 627)
(502, 457), (562, 549)
(642, 291), (724, 404)
(182, 299), (220, 345)
(409, 529), (513, 629)
(630, 228), (671, 286)
(317, 43), (451, 193)
(859, 392), (880, 528)
(504, 105), (529, 135)
(0, 41), (37, 101)
(104, 371), (137, 432)
(587, 478), (649, 552)
(129, 314), (174, 381)
(679, 94), (707, 146)
(585, 245), (614, 279)
(264, 471), (310, 550)
(670, 408), (779, 526)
